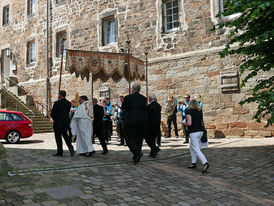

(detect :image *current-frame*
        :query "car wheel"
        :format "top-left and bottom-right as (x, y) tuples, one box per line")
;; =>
(6, 130), (21, 144)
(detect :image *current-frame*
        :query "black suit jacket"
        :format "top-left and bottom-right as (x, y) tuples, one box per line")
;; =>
(93, 104), (104, 133)
(121, 92), (147, 126)
(50, 98), (71, 129)
(146, 101), (161, 137)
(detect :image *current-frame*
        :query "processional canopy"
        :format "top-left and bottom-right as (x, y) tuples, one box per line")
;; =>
(65, 49), (145, 82)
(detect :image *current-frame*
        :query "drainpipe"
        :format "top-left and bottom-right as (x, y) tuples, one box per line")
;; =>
(46, 0), (49, 117)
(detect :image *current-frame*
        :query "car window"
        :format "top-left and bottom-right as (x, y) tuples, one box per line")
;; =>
(0, 112), (12, 121)
(10, 113), (24, 121)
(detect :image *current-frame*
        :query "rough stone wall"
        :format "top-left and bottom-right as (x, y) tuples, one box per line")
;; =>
(0, 0), (273, 137)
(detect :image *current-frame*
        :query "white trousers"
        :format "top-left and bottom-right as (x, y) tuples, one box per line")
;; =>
(189, 131), (207, 165)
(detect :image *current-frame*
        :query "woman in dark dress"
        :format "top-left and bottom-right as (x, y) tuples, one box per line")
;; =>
(182, 99), (210, 174)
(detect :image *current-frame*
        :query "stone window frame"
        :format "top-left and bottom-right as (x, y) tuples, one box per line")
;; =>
(2, 5), (10, 26)
(53, 26), (70, 61)
(162, 0), (180, 33)
(56, 31), (67, 58)
(26, 40), (36, 67)
(210, 0), (241, 24)
(156, 0), (187, 37)
(27, 0), (36, 16)
(97, 9), (119, 49)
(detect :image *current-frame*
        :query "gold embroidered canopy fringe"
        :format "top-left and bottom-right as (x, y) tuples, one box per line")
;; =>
(65, 49), (146, 83)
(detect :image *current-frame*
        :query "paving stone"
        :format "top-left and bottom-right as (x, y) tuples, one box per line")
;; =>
(45, 186), (83, 200)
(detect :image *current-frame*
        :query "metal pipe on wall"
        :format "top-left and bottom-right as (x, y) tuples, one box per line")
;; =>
(46, 0), (49, 117)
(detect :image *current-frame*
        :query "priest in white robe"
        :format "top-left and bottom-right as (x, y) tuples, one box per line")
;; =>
(70, 95), (95, 157)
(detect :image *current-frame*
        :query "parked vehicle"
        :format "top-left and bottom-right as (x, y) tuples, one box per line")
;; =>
(0, 110), (33, 143)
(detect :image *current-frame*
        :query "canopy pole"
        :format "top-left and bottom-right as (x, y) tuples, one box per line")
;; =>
(126, 37), (131, 94)
(144, 50), (148, 101)
(91, 73), (93, 101)
(58, 37), (66, 98)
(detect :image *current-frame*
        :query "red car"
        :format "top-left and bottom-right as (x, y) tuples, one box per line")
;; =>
(0, 110), (33, 143)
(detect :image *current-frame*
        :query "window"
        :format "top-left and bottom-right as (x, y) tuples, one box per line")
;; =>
(10, 113), (24, 121)
(56, 31), (67, 57)
(0, 113), (12, 121)
(102, 16), (117, 46)
(56, 0), (68, 4)
(163, 0), (179, 33)
(27, 41), (36, 65)
(220, 0), (228, 13)
(27, 0), (36, 15)
(3, 6), (10, 25)
(219, 0), (241, 19)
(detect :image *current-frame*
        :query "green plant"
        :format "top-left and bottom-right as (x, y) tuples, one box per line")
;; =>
(212, 0), (274, 126)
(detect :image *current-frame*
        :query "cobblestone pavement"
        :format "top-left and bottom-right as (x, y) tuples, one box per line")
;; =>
(0, 134), (274, 206)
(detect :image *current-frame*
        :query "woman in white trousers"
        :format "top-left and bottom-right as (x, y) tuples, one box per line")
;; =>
(182, 99), (210, 174)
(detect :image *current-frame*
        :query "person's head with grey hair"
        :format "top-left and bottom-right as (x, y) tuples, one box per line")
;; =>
(148, 93), (157, 103)
(132, 83), (141, 93)
(188, 99), (198, 110)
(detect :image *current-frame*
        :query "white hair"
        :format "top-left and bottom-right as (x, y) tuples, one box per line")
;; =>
(132, 83), (141, 92)
(149, 93), (157, 101)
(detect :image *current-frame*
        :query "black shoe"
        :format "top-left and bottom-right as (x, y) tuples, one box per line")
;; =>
(133, 152), (143, 163)
(69, 147), (75, 157)
(202, 162), (210, 174)
(86, 151), (96, 157)
(165, 135), (171, 138)
(151, 147), (161, 158)
(183, 140), (189, 144)
(175, 135), (179, 138)
(79, 153), (86, 156)
(52, 153), (63, 157)
(101, 150), (108, 155)
(188, 163), (197, 169)
(118, 143), (124, 146)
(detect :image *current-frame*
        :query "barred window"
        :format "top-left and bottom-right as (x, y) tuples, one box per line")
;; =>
(3, 6), (10, 25)
(163, 0), (179, 33)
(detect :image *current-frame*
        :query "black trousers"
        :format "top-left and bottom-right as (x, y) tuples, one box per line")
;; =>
(117, 119), (125, 144)
(103, 121), (111, 142)
(145, 136), (158, 153)
(94, 129), (108, 152)
(54, 128), (73, 155)
(182, 116), (190, 141)
(124, 125), (144, 157)
(167, 114), (178, 136)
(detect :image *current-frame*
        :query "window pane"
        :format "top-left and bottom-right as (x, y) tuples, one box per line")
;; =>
(173, 21), (179, 28)
(173, 14), (179, 21)
(106, 19), (116, 44)
(166, 2), (172, 9)
(173, 7), (178, 14)
(167, 16), (173, 23)
(0, 113), (12, 121)
(167, 23), (173, 30)
(10, 114), (24, 121)
(166, 8), (173, 16)
(173, 0), (178, 7)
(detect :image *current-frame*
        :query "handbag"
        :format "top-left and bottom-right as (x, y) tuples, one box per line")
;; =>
(201, 127), (208, 143)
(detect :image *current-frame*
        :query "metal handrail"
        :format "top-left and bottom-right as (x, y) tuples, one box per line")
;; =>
(1, 86), (35, 128)
(1, 73), (52, 116)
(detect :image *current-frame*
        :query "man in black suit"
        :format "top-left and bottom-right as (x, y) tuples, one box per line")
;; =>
(93, 98), (108, 154)
(145, 94), (161, 158)
(50, 90), (75, 157)
(121, 83), (147, 163)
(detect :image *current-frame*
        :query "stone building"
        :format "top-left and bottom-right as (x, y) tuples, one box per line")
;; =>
(0, 0), (273, 137)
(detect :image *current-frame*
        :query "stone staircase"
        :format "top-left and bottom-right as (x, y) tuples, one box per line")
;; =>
(0, 85), (53, 133)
